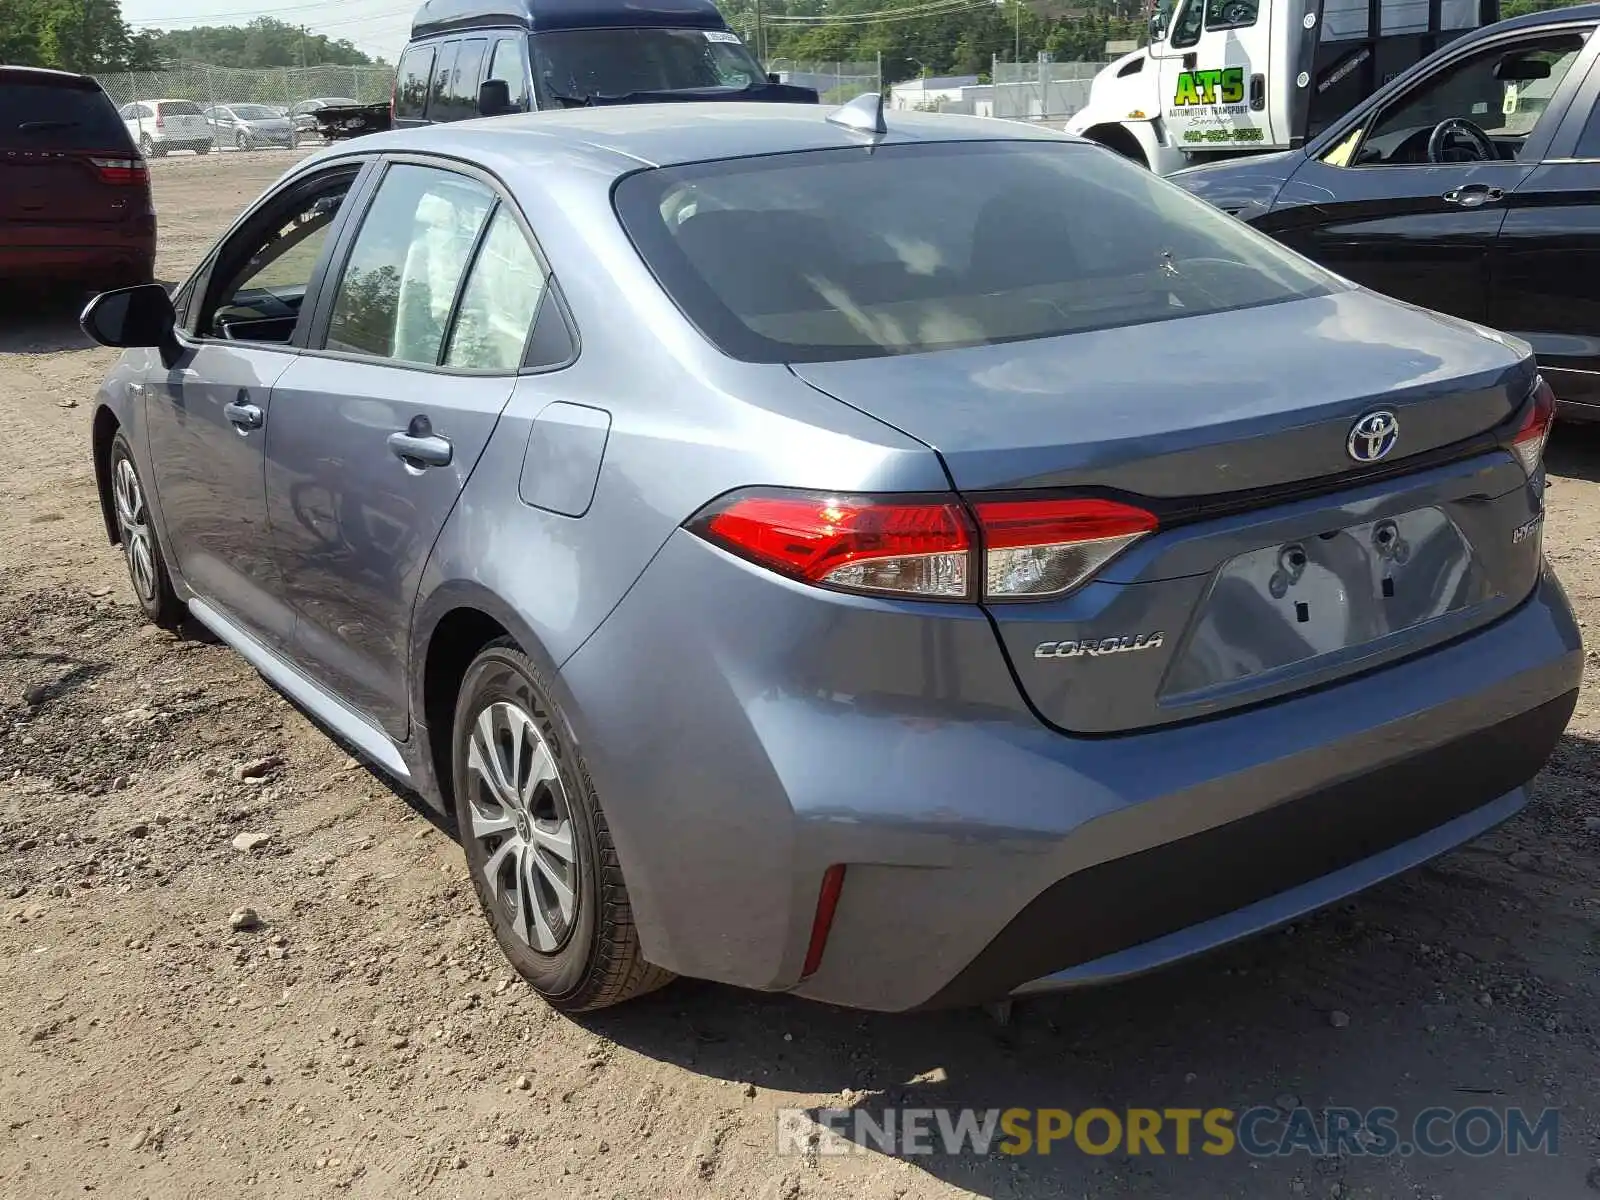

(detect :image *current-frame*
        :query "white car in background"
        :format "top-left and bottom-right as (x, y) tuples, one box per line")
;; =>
(118, 99), (213, 157)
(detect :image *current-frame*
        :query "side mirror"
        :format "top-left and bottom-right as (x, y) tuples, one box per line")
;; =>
(767, 72), (780, 84)
(1149, 12), (1167, 41)
(81, 284), (180, 368)
(478, 79), (513, 117)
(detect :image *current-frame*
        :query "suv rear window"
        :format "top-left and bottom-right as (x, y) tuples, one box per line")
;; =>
(0, 78), (130, 150)
(613, 140), (1338, 364)
(158, 100), (204, 116)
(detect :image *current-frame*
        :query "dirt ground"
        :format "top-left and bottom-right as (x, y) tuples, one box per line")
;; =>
(2, 150), (1599, 1200)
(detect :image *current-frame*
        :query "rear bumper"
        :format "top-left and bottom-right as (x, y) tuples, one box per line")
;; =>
(0, 226), (155, 282)
(560, 533), (1582, 1012)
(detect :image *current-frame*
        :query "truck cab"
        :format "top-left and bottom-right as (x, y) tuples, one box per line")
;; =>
(1066, 0), (1499, 173)
(392, 0), (816, 127)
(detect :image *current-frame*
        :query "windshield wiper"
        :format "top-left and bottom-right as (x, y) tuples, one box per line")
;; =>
(18, 119), (80, 132)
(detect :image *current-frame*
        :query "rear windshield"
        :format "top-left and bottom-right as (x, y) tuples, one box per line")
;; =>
(158, 99), (204, 116)
(613, 140), (1340, 363)
(532, 27), (765, 104)
(0, 80), (129, 150)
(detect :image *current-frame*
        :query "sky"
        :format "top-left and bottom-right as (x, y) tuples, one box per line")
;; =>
(121, 0), (417, 64)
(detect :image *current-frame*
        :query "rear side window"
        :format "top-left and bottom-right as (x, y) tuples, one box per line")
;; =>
(445, 208), (546, 370)
(0, 80), (129, 150)
(428, 41), (461, 120)
(325, 164), (495, 364)
(158, 99), (203, 116)
(614, 141), (1337, 364)
(394, 45), (436, 120)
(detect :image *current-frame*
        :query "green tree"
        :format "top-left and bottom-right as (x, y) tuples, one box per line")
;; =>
(0, 0), (150, 71)
(141, 18), (377, 69)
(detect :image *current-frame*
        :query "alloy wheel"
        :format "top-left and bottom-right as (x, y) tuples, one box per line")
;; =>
(112, 457), (157, 604)
(464, 701), (579, 953)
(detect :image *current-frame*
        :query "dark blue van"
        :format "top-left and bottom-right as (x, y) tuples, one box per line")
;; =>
(391, 0), (817, 126)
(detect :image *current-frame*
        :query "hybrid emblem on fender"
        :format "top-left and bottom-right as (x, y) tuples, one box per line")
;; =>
(1035, 633), (1165, 659)
(1347, 410), (1400, 463)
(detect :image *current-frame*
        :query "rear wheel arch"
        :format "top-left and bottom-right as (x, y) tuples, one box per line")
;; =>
(92, 406), (122, 545)
(1081, 123), (1150, 168)
(421, 605), (513, 809)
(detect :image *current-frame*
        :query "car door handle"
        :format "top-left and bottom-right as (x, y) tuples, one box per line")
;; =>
(223, 400), (263, 431)
(1442, 185), (1504, 208)
(388, 431), (453, 468)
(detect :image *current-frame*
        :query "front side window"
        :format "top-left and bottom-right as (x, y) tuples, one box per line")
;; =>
(614, 140), (1336, 364)
(1346, 31), (1588, 165)
(487, 37), (531, 111)
(1170, 0), (1205, 48)
(445, 208), (546, 370)
(532, 27), (764, 105)
(325, 164), (495, 365)
(198, 171), (356, 343)
(395, 44), (436, 121)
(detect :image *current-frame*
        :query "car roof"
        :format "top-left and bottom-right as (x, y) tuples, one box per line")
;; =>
(332, 101), (1078, 174)
(0, 65), (101, 90)
(411, 0), (726, 39)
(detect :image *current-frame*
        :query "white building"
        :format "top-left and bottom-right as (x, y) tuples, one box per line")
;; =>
(889, 75), (981, 112)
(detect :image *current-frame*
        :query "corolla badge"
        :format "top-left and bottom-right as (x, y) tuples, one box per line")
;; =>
(1034, 633), (1164, 659)
(1348, 410), (1400, 463)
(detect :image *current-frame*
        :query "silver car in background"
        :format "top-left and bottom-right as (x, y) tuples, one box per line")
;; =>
(203, 103), (298, 151)
(78, 100), (1578, 1015)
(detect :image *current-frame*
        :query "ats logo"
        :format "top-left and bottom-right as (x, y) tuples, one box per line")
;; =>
(1172, 66), (1246, 107)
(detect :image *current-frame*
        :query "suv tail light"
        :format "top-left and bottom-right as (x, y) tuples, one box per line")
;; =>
(88, 156), (148, 185)
(1512, 376), (1556, 477)
(689, 490), (1158, 602)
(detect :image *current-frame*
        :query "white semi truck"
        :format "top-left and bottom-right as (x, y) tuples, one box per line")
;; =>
(1064, 0), (1502, 172)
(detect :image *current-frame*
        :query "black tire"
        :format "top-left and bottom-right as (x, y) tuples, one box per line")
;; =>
(195, 142), (211, 155)
(236, 130), (249, 151)
(139, 133), (164, 159)
(108, 431), (185, 629)
(451, 639), (673, 1012)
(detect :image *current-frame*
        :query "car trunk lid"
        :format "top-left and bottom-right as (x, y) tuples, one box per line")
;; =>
(791, 290), (1547, 733)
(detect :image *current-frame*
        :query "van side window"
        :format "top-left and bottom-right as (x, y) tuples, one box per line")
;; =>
(440, 37), (489, 120)
(428, 40), (461, 120)
(394, 44), (436, 121)
(1207, 0), (1258, 30)
(488, 37), (530, 112)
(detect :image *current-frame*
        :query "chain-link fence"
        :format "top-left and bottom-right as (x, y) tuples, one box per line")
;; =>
(992, 60), (1106, 124)
(765, 60), (882, 104)
(94, 63), (394, 153)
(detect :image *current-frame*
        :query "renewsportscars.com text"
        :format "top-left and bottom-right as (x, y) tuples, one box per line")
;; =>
(777, 1105), (1560, 1159)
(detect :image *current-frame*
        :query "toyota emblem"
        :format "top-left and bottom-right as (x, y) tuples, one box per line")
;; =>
(1347, 410), (1399, 463)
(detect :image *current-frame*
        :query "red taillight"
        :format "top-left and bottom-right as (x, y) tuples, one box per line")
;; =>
(154, 112), (165, 128)
(800, 864), (846, 979)
(87, 156), (148, 185)
(1512, 376), (1556, 477)
(694, 491), (973, 599)
(974, 497), (1159, 599)
(690, 489), (1159, 602)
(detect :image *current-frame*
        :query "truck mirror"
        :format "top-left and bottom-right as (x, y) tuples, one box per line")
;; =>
(478, 79), (513, 117)
(767, 72), (780, 84)
(1148, 12), (1166, 41)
